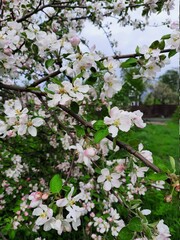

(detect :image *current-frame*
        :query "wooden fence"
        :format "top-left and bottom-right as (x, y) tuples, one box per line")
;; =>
(130, 105), (178, 118)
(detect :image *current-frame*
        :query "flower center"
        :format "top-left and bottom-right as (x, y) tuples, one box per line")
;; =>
(114, 119), (120, 126)
(106, 175), (112, 181)
(40, 212), (47, 218)
(27, 121), (33, 127)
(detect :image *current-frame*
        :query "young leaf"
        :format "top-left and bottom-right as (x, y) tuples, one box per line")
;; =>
(74, 125), (85, 137)
(148, 173), (168, 181)
(161, 34), (171, 40)
(50, 174), (62, 194)
(127, 217), (143, 232)
(45, 59), (55, 69)
(169, 156), (176, 173)
(121, 58), (138, 68)
(94, 128), (109, 143)
(93, 120), (106, 130)
(150, 40), (159, 49)
(118, 227), (134, 240)
(168, 49), (177, 58)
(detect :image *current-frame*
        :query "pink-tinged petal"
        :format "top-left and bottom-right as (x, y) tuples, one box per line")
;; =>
(14, 99), (22, 110)
(97, 175), (106, 183)
(18, 125), (27, 135)
(118, 116), (131, 132)
(111, 173), (120, 179)
(28, 126), (37, 137)
(74, 79), (82, 87)
(111, 179), (120, 188)
(110, 107), (120, 118)
(103, 180), (111, 191)
(56, 198), (68, 207)
(101, 168), (109, 176)
(30, 200), (42, 208)
(108, 125), (118, 137)
(36, 217), (47, 226)
(32, 207), (43, 216)
(32, 118), (44, 127)
(75, 92), (84, 101)
(78, 85), (89, 93)
(104, 116), (113, 125)
(138, 143), (144, 152)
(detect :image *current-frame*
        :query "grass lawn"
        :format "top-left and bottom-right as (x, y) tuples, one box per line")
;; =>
(119, 119), (180, 239)
(120, 119), (179, 173)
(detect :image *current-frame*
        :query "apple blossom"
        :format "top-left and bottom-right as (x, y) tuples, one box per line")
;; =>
(97, 168), (121, 191)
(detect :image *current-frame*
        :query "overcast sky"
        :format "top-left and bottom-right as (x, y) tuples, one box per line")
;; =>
(81, 0), (179, 77)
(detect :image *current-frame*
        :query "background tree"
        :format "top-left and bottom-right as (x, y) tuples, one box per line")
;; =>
(145, 70), (179, 105)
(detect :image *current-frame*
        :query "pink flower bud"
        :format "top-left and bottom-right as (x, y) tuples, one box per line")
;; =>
(42, 193), (49, 200)
(16, 211), (21, 215)
(90, 212), (95, 217)
(24, 211), (29, 216)
(7, 130), (16, 137)
(84, 147), (96, 157)
(115, 164), (125, 173)
(175, 183), (180, 192)
(164, 195), (172, 203)
(3, 48), (12, 56)
(35, 191), (42, 200)
(69, 36), (80, 46)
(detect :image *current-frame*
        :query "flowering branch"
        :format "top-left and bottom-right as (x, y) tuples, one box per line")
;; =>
(58, 104), (161, 173)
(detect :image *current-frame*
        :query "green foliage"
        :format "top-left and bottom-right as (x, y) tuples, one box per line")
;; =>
(50, 174), (63, 194)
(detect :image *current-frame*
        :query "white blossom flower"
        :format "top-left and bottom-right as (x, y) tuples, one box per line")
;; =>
(32, 204), (54, 230)
(155, 220), (171, 240)
(97, 168), (121, 191)
(17, 115), (44, 136)
(104, 107), (132, 137)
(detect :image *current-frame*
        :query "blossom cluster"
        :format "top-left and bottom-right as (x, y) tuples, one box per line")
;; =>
(0, 99), (44, 137)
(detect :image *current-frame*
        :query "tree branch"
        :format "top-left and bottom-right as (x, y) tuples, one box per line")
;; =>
(104, 49), (174, 60)
(58, 104), (161, 173)
(30, 69), (61, 87)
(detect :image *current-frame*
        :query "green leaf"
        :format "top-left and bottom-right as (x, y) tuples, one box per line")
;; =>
(168, 49), (177, 58)
(94, 128), (109, 143)
(118, 227), (134, 240)
(127, 217), (143, 232)
(93, 120), (106, 130)
(45, 59), (55, 69)
(130, 199), (142, 209)
(74, 125), (85, 137)
(121, 58), (138, 68)
(148, 173), (168, 181)
(50, 174), (62, 194)
(161, 34), (171, 40)
(169, 156), (176, 172)
(9, 230), (16, 239)
(32, 44), (39, 55)
(159, 40), (165, 50)
(135, 46), (140, 54)
(70, 101), (79, 114)
(85, 75), (97, 85)
(150, 40), (159, 49)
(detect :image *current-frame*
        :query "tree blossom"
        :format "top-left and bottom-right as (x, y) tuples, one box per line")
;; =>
(104, 107), (132, 137)
(129, 164), (149, 185)
(103, 72), (122, 98)
(156, 220), (171, 240)
(97, 168), (121, 191)
(32, 204), (54, 229)
(17, 115), (44, 137)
